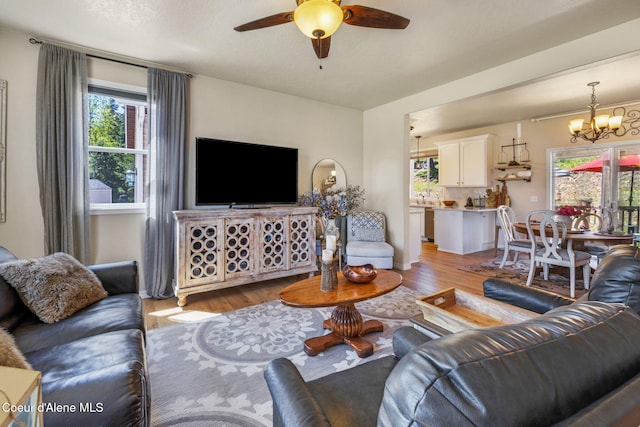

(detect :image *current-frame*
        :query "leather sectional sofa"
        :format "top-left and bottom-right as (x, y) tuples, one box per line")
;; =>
(0, 247), (149, 426)
(483, 244), (640, 315)
(265, 246), (640, 426)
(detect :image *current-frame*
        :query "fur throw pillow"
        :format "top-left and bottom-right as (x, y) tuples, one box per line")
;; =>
(0, 253), (107, 323)
(0, 327), (31, 369)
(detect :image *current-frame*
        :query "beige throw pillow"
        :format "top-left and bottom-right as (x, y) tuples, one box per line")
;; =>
(0, 253), (107, 323)
(0, 327), (31, 369)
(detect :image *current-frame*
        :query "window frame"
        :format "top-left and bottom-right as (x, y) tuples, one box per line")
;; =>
(547, 141), (640, 231)
(87, 79), (148, 215)
(410, 152), (440, 201)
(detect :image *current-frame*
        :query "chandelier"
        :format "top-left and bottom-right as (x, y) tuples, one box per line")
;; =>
(569, 81), (640, 143)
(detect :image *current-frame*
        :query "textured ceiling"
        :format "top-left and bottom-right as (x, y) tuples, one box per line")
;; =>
(2, 0), (640, 136)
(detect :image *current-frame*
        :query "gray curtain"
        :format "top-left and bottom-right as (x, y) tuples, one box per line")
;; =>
(144, 68), (187, 298)
(35, 43), (90, 263)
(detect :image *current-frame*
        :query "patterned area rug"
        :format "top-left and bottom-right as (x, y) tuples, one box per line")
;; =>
(147, 286), (422, 426)
(458, 257), (587, 298)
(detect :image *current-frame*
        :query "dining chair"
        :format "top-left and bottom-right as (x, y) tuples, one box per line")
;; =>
(496, 205), (532, 268)
(525, 210), (591, 298)
(572, 212), (603, 231)
(572, 212), (607, 266)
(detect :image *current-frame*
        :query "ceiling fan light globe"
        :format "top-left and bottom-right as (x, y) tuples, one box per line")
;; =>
(294, 0), (343, 39)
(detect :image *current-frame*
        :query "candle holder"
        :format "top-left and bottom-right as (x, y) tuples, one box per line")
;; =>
(320, 260), (335, 292)
(320, 261), (333, 292)
(331, 258), (338, 286)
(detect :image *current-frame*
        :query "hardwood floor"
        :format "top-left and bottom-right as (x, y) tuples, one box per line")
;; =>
(143, 242), (497, 330)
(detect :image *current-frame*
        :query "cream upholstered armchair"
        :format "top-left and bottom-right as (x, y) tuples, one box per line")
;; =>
(345, 211), (394, 269)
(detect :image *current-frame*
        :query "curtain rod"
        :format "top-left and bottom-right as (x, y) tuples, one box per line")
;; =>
(29, 37), (193, 78)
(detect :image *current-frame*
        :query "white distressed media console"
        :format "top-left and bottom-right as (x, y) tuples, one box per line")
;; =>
(173, 207), (317, 306)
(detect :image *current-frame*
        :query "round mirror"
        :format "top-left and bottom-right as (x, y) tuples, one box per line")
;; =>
(312, 158), (346, 193)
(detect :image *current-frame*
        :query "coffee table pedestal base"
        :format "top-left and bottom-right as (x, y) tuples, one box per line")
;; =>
(303, 303), (383, 358)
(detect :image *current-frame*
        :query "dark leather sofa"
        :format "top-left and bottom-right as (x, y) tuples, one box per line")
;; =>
(0, 247), (149, 426)
(264, 246), (640, 426)
(264, 326), (431, 427)
(483, 245), (640, 315)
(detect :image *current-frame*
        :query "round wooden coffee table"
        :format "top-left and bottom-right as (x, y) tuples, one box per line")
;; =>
(279, 269), (403, 358)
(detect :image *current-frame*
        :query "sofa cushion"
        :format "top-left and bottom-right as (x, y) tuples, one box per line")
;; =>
(13, 293), (145, 353)
(0, 327), (31, 369)
(348, 211), (386, 242)
(0, 247), (26, 331)
(0, 252), (108, 323)
(25, 329), (148, 427)
(588, 245), (640, 312)
(378, 302), (640, 427)
(346, 241), (394, 258)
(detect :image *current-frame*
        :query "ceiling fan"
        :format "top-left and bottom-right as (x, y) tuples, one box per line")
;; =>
(234, 0), (410, 59)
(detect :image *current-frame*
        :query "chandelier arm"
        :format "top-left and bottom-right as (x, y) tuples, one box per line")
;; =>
(623, 108), (640, 136)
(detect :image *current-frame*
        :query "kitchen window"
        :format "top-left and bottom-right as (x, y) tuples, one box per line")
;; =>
(410, 154), (439, 200)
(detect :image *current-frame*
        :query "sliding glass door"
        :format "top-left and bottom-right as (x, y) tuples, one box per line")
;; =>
(549, 142), (640, 233)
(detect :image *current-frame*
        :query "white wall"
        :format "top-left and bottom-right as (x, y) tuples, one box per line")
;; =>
(0, 28), (42, 259)
(187, 75), (363, 206)
(0, 27), (363, 278)
(363, 18), (640, 269)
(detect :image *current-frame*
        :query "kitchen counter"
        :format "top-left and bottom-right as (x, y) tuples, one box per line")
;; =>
(434, 208), (496, 254)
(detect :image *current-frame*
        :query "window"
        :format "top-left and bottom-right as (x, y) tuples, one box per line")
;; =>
(88, 84), (148, 209)
(410, 155), (439, 200)
(549, 142), (640, 233)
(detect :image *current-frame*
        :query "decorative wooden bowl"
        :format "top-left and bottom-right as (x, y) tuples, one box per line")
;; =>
(443, 200), (456, 207)
(343, 264), (378, 283)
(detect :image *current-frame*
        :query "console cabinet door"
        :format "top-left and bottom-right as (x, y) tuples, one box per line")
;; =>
(288, 214), (315, 268)
(258, 216), (289, 273)
(180, 219), (224, 287)
(224, 218), (256, 279)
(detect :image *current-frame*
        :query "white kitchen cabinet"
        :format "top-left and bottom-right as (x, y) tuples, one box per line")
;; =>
(438, 135), (492, 187)
(434, 207), (496, 255)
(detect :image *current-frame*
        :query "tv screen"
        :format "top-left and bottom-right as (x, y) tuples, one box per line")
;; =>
(195, 137), (298, 206)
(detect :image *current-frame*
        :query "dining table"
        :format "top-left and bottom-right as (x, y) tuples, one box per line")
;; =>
(513, 221), (634, 254)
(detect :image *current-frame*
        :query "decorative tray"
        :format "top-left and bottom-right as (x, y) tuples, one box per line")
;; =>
(416, 288), (537, 333)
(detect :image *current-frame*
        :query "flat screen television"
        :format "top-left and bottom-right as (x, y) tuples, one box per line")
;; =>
(195, 137), (298, 207)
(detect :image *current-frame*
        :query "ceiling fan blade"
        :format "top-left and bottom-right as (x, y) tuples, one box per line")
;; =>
(342, 5), (410, 29)
(311, 36), (331, 59)
(234, 12), (294, 32)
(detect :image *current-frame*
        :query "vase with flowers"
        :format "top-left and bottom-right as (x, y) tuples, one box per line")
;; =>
(298, 185), (366, 241)
(555, 205), (582, 229)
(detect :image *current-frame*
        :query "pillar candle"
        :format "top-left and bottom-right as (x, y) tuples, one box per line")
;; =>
(322, 249), (333, 262)
(326, 235), (337, 252)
